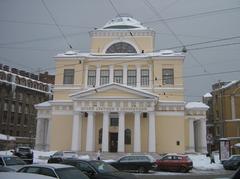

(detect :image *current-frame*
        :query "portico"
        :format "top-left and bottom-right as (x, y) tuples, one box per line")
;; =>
(70, 83), (158, 153)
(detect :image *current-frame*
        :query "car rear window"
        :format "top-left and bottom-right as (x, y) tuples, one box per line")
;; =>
(18, 148), (31, 153)
(56, 167), (89, 179)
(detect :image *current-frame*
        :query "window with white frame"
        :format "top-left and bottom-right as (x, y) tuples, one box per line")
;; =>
(100, 70), (109, 85)
(63, 69), (74, 84)
(141, 69), (149, 86)
(88, 70), (96, 86)
(127, 70), (136, 86)
(114, 70), (123, 84)
(162, 68), (174, 85)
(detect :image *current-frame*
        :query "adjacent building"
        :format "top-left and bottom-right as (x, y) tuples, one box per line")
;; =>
(35, 16), (208, 153)
(203, 80), (240, 154)
(0, 64), (53, 149)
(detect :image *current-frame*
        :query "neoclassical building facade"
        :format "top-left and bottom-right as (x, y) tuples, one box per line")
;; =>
(35, 16), (208, 154)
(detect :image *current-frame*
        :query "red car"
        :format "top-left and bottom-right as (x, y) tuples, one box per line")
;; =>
(156, 154), (193, 173)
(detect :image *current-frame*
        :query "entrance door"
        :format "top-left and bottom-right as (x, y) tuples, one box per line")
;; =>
(109, 133), (118, 152)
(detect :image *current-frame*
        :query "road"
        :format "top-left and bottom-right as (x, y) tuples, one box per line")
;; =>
(135, 169), (234, 179)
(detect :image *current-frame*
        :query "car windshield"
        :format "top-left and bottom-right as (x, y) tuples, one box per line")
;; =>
(3, 156), (26, 166)
(56, 167), (89, 179)
(90, 161), (118, 173)
(231, 156), (240, 160)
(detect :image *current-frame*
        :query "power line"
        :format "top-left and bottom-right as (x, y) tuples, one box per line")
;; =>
(0, 19), (94, 29)
(186, 42), (240, 51)
(108, 0), (121, 17)
(143, 6), (240, 24)
(143, 0), (208, 73)
(41, 0), (73, 49)
(162, 35), (240, 50)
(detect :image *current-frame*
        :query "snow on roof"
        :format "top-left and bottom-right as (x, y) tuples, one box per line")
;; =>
(0, 133), (16, 141)
(35, 101), (52, 108)
(55, 50), (184, 58)
(221, 80), (239, 89)
(234, 143), (240, 148)
(186, 102), (209, 109)
(203, 92), (212, 98)
(101, 16), (147, 30)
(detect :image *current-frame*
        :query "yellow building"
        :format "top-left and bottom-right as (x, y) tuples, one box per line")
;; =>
(209, 80), (240, 153)
(35, 16), (208, 154)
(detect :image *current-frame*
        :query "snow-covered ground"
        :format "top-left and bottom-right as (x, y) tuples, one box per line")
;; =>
(0, 150), (223, 172)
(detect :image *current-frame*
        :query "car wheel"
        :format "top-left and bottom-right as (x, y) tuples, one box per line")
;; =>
(138, 167), (147, 173)
(180, 166), (187, 173)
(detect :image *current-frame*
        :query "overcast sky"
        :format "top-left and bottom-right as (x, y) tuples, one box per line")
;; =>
(0, 0), (239, 102)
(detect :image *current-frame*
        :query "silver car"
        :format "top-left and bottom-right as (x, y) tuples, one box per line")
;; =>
(0, 155), (26, 172)
(18, 163), (89, 179)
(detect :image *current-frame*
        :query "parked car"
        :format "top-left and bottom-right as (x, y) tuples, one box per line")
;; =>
(155, 154), (193, 173)
(61, 158), (137, 179)
(223, 155), (240, 170)
(47, 151), (78, 164)
(108, 155), (156, 173)
(12, 147), (33, 164)
(0, 172), (55, 179)
(17, 163), (89, 179)
(0, 155), (27, 172)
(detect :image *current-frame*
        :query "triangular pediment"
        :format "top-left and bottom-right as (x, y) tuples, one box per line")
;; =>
(70, 83), (158, 100)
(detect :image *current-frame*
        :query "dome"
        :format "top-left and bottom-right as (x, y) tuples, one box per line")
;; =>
(101, 16), (147, 30)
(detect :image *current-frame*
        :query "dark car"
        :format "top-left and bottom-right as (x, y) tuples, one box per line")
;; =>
(0, 155), (27, 172)
(17, 163), (89, 179)
(223, 155), (240, 170)
(12, 147), (33, 164)
(108, 155), (156, 173)
(61, 158), (137, 179)
(47, 151), (78, 164)
(155, 154), (193, 173)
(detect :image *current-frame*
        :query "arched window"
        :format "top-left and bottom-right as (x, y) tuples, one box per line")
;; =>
(125, 129), (131, 144)
(106, 42), (137, 53)
(98, 128), (102, 144)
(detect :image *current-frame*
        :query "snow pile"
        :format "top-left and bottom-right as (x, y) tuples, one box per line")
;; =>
(189, 153), (223, 170)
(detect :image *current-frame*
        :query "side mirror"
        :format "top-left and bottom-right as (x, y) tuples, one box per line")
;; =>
(10, 150), (14, 153)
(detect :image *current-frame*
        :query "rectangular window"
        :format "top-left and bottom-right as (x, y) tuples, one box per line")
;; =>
(63, 69), (74, 84)
(88, 70), (96, 86)
(162, 68), (174, 85)
(18, 104), (22, 113)
(127, 70), (136, 86)
(114, 70), (123, 84)
(110, 118), (119, 126)
(4, 102), (8, 111)
(141, 69), (149, 86)
(100, 70), (109, 85)
(11, 103), (15, 112)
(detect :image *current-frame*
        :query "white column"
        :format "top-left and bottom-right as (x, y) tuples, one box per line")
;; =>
(109, 65), (114, 83)
(123, 64), (128, 85)
(188, 119), (195, 152)
(71, 112), (82, 151)
(148, 112), (156, 152)
(96, 64), (101, 87)
(35, 118), (43, 150)
(136, 65), (141, 88)
(149, 64), (152, 88)
(200, 119), (207, 153)
(134, 111), (141, 152)
(118, 112), (125, 152)
(85, 65), (88, 88)
(102, 112), (109, 152)
(86, 112), (95, 151)
(46, 118), (51, 151)
(231, 96), (236, 119)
